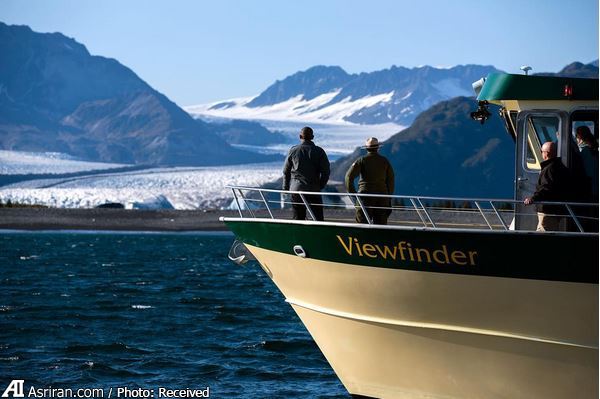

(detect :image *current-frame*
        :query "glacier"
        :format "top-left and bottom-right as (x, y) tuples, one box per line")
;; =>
(0, 150), (128, 175)
(0, 159), (283, 210)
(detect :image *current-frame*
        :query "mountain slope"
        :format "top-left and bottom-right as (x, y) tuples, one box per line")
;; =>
(210, 119), (287, 145)
(331, 97), (515, 198)
(0, 22), (278, 166)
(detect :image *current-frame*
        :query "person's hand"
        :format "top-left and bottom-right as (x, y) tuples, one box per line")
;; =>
(524, 197), (533, 205)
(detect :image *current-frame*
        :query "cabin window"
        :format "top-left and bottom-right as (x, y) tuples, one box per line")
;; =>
(572, 121), (596, 134)
(569, 110), (598, 175)
(524, 115), (560, 171)
(570, 110), (598, 144)
(572, 120), (596, 150)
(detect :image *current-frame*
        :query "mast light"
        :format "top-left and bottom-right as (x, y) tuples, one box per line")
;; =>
(520, 65), (532, 76)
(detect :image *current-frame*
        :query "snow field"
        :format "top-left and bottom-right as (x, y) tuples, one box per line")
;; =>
(0, 163), (283, 209)
(0, 150), (128, 175)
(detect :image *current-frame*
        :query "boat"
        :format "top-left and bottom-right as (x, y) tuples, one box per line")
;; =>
(220, 72), (599, 398)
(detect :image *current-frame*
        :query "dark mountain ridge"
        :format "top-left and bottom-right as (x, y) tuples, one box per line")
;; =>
(535, 61), (599, 79)
(210, 119), (287, 145)
(0, 22), (279, 166)
(331, 97), (514, 198)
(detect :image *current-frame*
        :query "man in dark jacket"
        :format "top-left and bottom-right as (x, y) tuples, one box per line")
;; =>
(345, 137), (395, 224)
(283, 126), (330, 221)
(524, 141), (572, 231)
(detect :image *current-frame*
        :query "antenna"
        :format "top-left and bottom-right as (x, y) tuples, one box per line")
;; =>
(520, 65), (532, 76)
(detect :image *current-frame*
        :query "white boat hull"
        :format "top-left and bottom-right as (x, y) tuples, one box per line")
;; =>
(247, 244), (598, 399)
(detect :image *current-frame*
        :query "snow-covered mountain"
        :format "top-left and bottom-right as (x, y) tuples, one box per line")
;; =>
(186, 64), (502, 126)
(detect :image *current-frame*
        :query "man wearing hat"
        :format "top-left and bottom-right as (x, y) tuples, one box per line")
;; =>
(345, 137), (395, 224)
(283, 126), (330, 221)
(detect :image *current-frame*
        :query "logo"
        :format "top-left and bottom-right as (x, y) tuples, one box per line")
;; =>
(2, 380), (25, 398)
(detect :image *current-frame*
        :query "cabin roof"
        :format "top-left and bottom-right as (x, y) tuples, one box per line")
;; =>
(476, 73), (598, 102)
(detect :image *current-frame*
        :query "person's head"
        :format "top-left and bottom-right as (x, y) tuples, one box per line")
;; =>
(365, 137), (380, 153)
(541, 141), (556, 161)
(575, 125), (598, 149)
(299, 126), (314, 141)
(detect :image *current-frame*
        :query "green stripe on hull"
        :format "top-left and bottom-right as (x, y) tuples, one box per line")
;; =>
(224, 220), (599, 284)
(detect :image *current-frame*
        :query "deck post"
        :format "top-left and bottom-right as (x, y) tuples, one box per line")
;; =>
(299, 193), (317, 221)
(417, 198), (436, 228)
(489, 201), (509, 230)
(355, 195), (373, 224)
(564, 204), (584, 232)
(474, 201), (494, 230)
(239, 190), (256, 218)
(232, 188), (243, 218)
(410, 198), (428, 227)
(259, 190), (274, 219)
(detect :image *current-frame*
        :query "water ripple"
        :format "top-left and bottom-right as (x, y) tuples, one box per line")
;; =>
(0, 233), (345, 397)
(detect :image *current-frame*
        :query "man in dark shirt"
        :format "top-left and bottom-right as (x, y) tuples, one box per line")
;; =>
(282, 126), (330, 221)
(524, 141), (572, 231)
(345, 137), (395, 224)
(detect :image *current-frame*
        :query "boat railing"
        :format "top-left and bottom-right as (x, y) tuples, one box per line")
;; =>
(226, 185), (599, 234)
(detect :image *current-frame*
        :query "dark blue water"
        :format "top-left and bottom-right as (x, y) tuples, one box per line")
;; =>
(0, 232), (347, 398)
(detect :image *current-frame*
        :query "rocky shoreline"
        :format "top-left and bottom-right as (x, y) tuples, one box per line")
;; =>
(0, 208), (241, 232)
(0, 208), (361, 232)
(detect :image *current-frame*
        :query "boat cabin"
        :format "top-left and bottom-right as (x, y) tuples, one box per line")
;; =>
(472, 73), (599, 231)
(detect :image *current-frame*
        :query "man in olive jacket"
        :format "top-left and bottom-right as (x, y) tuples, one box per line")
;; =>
(283, 126), (330, 221)
(345, 137), (395, 224)
(524, 141), (572, 231)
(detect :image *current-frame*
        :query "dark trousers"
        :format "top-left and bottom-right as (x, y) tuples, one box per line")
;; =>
(291, 193), (324, 221)
(355, 196), (391, 225)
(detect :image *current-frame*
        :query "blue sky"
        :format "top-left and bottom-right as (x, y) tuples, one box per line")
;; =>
(1, 0), (598, 106)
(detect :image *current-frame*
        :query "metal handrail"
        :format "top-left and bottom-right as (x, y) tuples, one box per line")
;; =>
(228, 185), (599, 206)
(226, 185), (599, 234)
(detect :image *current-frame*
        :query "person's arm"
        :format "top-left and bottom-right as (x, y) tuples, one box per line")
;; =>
(345, 160), (360, 194)
(282, 151), (292, 191)
(319, 150), (330, 190)
(386, 160), (395, 195)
